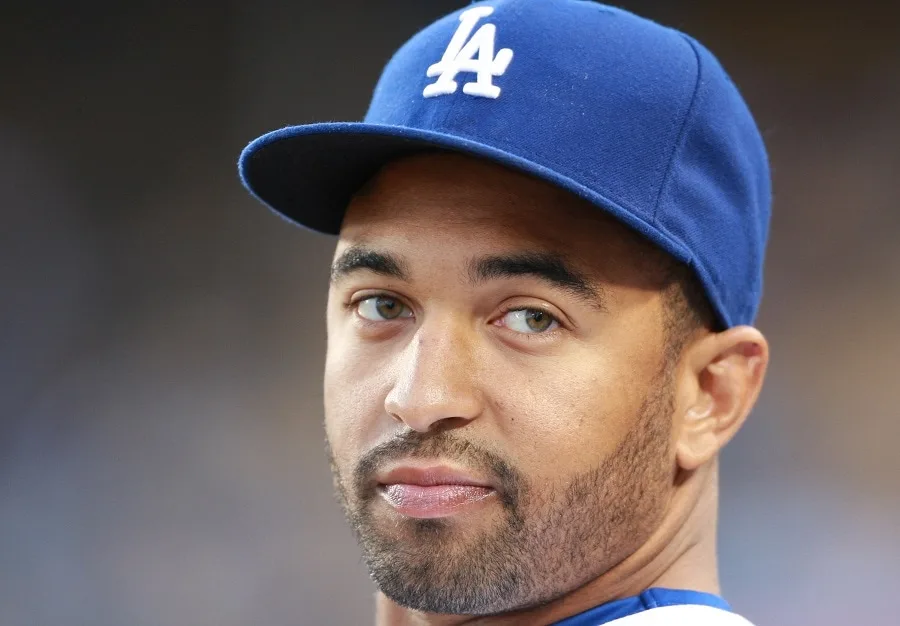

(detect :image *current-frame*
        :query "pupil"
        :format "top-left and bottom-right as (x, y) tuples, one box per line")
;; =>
(527, 310), (549, 330)
(376, 297), (399, 318)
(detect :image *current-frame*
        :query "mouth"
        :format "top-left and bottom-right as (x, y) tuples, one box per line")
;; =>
(375, 464), (498, 519)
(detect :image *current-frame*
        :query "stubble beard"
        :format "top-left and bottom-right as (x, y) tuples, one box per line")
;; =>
(327, 373), (674, 616)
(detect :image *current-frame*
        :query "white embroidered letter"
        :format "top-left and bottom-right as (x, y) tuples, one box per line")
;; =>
(423, 6), (514, 99)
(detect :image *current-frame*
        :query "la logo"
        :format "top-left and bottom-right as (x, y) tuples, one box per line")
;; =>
(423, 6), (514, 99)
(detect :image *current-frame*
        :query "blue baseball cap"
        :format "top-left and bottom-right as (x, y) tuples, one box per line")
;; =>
(238, 0), (771, 328)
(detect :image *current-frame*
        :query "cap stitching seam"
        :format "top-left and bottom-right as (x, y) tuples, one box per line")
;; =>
(651, 33), (703, 225)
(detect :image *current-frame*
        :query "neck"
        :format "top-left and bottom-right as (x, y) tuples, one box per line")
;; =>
(375, 461), (721, 626)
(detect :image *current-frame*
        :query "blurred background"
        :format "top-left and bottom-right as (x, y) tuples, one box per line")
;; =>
(2, 1), (898, 624)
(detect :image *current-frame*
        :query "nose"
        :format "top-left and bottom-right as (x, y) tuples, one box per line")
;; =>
(384, 320), (484, 433)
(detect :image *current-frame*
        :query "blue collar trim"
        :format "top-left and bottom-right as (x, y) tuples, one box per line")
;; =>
(552, 588), (732, 625)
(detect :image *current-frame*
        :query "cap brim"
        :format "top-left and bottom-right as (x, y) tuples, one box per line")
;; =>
(240, 123), (451, 234)
(238, 122), (691, 267)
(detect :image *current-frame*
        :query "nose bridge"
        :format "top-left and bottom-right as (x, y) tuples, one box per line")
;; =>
(385, 315), (482, 432)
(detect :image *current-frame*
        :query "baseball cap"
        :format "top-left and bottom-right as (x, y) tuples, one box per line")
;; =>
(238, 0), (771, 328)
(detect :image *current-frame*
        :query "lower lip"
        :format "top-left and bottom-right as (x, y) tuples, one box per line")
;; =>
(378, 484), (496, 519)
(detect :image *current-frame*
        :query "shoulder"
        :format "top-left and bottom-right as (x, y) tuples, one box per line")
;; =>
(607, 604), (756, 625)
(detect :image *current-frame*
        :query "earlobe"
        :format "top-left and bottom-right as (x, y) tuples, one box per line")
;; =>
(675, 326), (769, 471)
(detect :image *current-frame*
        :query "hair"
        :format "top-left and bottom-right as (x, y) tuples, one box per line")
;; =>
(658, 257), (718, 364)
(600, 208), (717, 363)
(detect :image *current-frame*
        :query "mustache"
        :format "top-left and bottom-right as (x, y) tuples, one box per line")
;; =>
(351, 430), (524, 511)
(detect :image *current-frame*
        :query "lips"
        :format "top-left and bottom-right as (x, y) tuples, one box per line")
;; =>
(375, 465), (497, 519)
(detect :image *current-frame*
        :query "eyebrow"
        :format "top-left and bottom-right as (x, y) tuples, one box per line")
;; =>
(469, 252), (605, 310)
(330, 246), (409, 283)
(330, 246), (604, 310)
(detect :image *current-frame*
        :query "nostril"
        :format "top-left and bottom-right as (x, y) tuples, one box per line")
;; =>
(429, 416), (475, 433)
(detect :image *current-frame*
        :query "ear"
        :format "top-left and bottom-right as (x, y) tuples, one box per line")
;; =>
(674, 326), (769, 471)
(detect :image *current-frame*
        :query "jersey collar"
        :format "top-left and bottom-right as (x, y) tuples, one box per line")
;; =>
(552, 588), (732, 625)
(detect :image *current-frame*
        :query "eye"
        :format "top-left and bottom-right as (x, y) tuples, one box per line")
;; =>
(500, 308), (559, 334)
(356, 295), (412, 321)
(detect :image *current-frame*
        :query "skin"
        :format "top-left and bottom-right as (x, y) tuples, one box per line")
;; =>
(323, 153), (768, 626)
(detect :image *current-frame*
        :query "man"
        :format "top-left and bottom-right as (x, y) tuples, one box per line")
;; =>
(238, 1), (770, 624)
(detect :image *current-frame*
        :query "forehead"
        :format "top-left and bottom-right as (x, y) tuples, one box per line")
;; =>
(339, 153), (652, 275)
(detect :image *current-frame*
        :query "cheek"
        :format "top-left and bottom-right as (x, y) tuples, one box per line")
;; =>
(323, 328), (393, 467)
(485, 340), (660, 480)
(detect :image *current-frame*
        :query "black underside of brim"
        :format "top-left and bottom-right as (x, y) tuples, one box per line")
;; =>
(242, 131), (449, 234)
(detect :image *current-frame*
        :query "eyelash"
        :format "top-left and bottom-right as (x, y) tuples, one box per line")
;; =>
(345, 292), (402, 311)
(344, 292), (409, 325)
(494, 303), (564, 337)
(346, 293), (565, 339)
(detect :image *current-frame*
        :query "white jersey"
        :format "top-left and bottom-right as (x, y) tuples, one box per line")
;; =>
(605, 605), (755, 625)
(551, 588), (753, 626)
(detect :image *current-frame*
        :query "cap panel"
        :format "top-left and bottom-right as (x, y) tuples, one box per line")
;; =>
(366, 1), (701, 221)
(654, 36), (771, 325)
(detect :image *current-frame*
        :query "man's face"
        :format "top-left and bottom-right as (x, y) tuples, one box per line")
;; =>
(324, 153), (680, 615)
